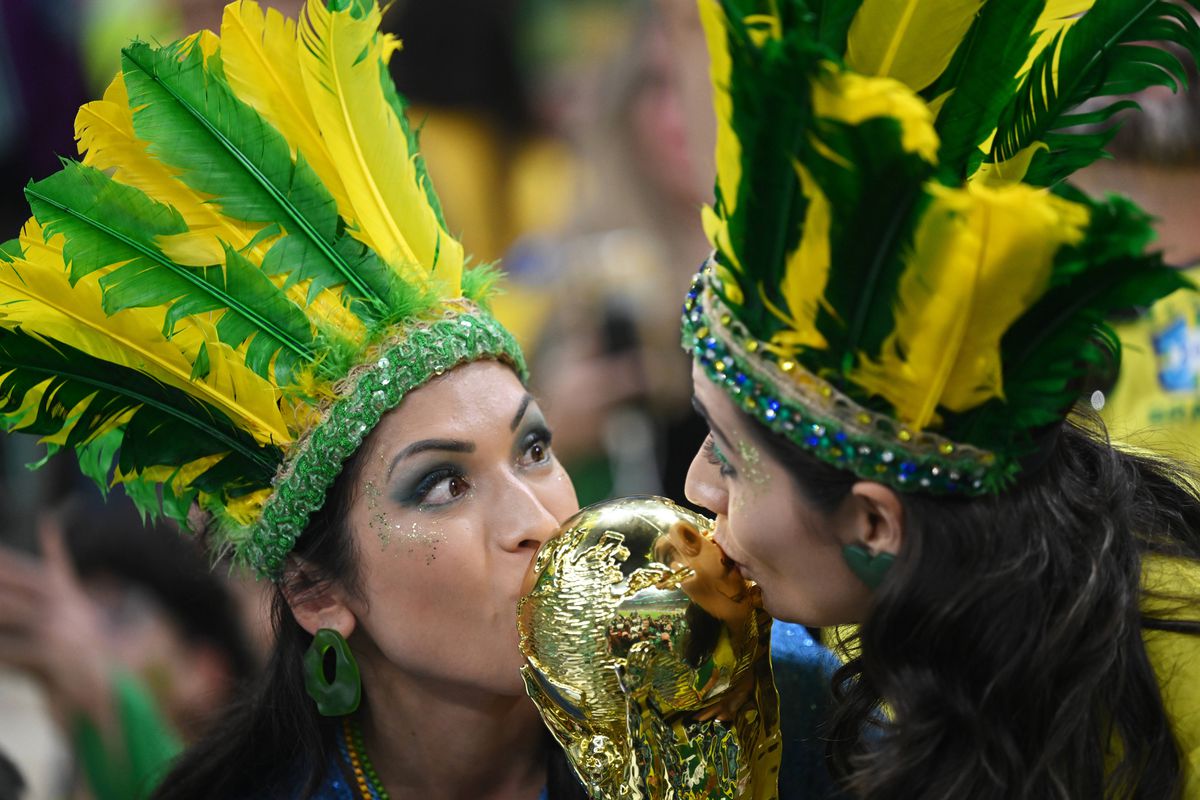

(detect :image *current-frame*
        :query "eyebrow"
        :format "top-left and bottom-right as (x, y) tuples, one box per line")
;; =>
(691, 396), (735, 452)
(387, 439), (475, 480)
(511, 394), (534, 431)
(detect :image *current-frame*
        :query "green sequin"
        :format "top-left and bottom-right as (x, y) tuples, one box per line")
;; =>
(248, 308), (524, 577)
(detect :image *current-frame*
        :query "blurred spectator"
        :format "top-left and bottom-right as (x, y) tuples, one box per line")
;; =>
(385, 0), (707, 501)
(0, 487), (258, 800)
(509, 1), (715, 504)
(385, 0), (579, 349)
(79, 0), (179, 93)
(1073, 35), (1200, 462)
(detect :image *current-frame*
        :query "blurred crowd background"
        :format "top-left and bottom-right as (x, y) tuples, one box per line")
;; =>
(0, 1), (1196, 798)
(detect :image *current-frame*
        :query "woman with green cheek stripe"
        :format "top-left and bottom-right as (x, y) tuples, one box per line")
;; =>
(678, 0), (1200, 797)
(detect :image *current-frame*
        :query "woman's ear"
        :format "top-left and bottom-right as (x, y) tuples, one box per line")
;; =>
(669, 521), (705, 558)
(847, 481), (905, 557)
(280, 560), (357, 639)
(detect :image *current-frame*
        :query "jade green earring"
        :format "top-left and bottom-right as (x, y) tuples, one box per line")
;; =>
(842, 544), (895, 590)
(304, 628), (361, 716)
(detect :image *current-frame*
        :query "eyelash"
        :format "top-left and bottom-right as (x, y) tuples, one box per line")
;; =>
(407, 466), (466, 508)
(406, 428), (556, 508)
(519, 427), (554, 467)
(702, 436), (736, 478)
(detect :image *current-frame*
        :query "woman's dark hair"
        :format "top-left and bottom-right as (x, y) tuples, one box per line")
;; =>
(151, 445), (367, 800)
(757, 415), (1200, 799)
(152, 445), (589, 800)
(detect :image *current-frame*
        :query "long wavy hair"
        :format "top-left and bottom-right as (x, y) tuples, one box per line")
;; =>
(758, 415), (1200, 799)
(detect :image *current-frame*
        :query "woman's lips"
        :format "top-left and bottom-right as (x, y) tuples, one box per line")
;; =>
(713, 532), (751, 580)
(731, 559), (754, 583)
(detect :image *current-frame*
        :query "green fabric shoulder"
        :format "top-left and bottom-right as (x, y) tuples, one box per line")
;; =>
(72, 671), (182, 800)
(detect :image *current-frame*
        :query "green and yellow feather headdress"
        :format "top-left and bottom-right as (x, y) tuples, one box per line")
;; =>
(0, 0), (523, 575)
(684, 0), (1199, 493)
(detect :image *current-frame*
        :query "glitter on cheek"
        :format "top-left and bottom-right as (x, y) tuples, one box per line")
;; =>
(397, 522), (444, 565)
(364, 481), (383, 509)
(361, 480), (444, 561)
(737, 439), (771, 492)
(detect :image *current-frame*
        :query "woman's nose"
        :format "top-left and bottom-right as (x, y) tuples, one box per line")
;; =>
(685, 443), (728, 516)
(496, 477), (563, 553)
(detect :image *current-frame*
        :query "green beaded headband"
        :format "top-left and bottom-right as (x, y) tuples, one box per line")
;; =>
(250, 303), (524, 577)
(683, 265), (1008, 495)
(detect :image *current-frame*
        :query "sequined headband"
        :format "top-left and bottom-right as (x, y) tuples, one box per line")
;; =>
(249, 303), (525, 576)
(682, 267), (1010, 495)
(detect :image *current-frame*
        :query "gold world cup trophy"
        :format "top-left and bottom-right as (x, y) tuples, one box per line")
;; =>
(517, 496), (782, 799)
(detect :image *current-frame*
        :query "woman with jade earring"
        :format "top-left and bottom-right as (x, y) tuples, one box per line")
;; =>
(0, 1), (582, 796)
(680, 0), (1200, 797)
(0, 1), (838, 797)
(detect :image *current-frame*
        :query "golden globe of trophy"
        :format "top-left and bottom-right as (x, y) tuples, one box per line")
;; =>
(517, 496), (782, 800)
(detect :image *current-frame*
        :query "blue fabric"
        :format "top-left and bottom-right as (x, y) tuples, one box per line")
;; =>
(770, 622), (844, 799)
(275, 623), (841, 799)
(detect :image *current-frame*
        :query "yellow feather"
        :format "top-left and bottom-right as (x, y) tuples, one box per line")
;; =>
(297, 0), (463, 290)
(224, 487), (271, 526)
(1, 223), (291, 446)
(698, 0), (742, 220)
(769, 162), (831, 353)
(845, 0), (984, 92)
(970, 141), (1048, 185)
(850, 182), (1089, 429)
(812, 66), (940, 163)
(118, 454), (224, 492)
(220, 1), (358, 236)
(1019, 0), (1094, 78)
(701, 205), (744, 306)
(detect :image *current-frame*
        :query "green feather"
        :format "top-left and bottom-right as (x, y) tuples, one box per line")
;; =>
(805, 118), (931, 375)
(25, 161), (318, 384)
(0, 239), (21, 263)
(121, 38), (399, 320)
(927, 0), (1044, 180)
(75, 428), (123, 498)
(27, 160), (188, 284)
(809, 0), (864, 55)
(989, 0), (1200, 185)
(713, 2), (823, 333)
(0, 327), (281, 481)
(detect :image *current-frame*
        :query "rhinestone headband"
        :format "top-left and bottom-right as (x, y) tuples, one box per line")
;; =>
(682, 268), (1014, 495)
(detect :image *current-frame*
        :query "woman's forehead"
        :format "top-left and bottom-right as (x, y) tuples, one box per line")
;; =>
(367, 361), (530, 455)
